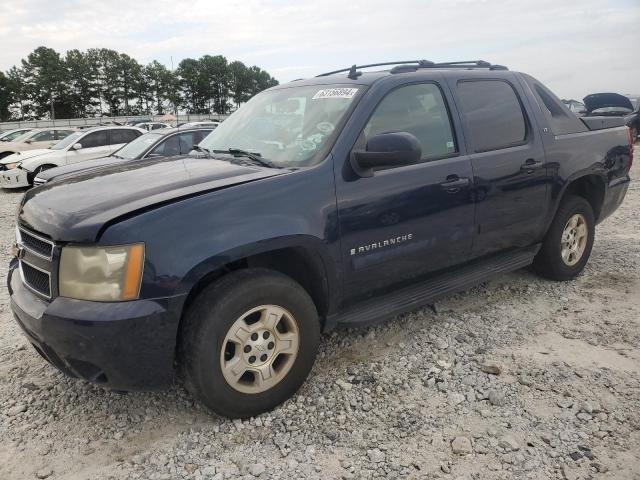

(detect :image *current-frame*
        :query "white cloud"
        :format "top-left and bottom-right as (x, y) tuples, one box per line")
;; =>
(0, 0), (638, 99)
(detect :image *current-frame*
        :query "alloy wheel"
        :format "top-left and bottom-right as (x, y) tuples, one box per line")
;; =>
(561, 213), (588, 266)
(220, 305), (300, 394)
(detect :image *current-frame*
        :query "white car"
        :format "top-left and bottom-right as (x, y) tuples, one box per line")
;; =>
(0, 128), (34, 143)
(0, 128), (77, 160)
(0, 126), (143, 189)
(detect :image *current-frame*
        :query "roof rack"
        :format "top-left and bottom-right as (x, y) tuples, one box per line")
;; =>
(316, 60), (508, 79)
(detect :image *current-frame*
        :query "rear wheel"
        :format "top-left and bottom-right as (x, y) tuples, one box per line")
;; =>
(533, 195), (595, 281)
(180, 269), (320, 418)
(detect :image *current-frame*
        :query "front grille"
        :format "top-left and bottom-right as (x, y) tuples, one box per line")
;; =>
(19, 228), (54, 259)
(20, 260), (51, 298)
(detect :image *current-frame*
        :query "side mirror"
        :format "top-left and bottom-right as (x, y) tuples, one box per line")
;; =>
(72, 143), (83, 150)
(350, 132), (422, 177)
(24, 139), (32, 144)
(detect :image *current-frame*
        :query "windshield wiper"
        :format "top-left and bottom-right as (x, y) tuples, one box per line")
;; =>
(213, 148), (279, 168)
(192, 145), (212, 158)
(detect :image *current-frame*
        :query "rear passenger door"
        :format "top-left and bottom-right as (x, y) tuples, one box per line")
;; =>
(451, 77), (548, 258)
(335, 81), (476, 303)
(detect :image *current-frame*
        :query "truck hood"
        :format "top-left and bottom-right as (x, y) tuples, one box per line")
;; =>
(19, 155), (287, 242)
(583, 93), (634, 113)
(36, 155), (124, 182)
(1, 148), (51, 165)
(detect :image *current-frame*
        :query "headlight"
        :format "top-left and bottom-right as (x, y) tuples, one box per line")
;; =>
(4, 161), (21, 169)
(59, 244), (145, 301)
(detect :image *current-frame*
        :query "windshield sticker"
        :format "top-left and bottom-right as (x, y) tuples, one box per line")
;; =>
(312, 88), (358, 100)
(316, 121), (335, 134)
(300, 139), (318, 151)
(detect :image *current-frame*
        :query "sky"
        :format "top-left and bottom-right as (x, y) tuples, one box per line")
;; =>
(0, 0), (638, 100)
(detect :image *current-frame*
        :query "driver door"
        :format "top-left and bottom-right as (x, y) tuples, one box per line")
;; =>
(335, 82), (476, 304)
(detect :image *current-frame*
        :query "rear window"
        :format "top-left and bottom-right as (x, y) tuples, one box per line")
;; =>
(521, 73), (588, 135)
(457, 80), (527, 152)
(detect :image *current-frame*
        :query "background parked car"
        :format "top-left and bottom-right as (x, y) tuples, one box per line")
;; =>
(179, 121), (220, 129)
(561, 99), (586, 115)
(124, 118), (152, 126)
(135, 122), (171, 131)
(33, 127), (214, 185)
(624, 94), (640, 141)
(0, 128), (33, 142)
(0, 128), (76, 160)
(0, 126), (143, 188)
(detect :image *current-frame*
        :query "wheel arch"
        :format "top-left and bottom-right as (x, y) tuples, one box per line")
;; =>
(175, 238), (336, 342)
(549, 173), (606, 230)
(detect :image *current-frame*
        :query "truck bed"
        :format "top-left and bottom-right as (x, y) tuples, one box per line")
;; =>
(581, 116), (627, 131)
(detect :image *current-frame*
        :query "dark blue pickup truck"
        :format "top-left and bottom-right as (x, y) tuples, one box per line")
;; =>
(8, 60), (633, 418)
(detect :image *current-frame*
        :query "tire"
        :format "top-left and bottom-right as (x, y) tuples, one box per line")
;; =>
(533, 195), (595, 281)
(27, 165), (55, 185)
(180, 268), (320, 418)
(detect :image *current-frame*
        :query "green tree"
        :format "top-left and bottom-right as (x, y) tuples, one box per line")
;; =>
(1, 47), (278, 121)
(228, 60), (252, 108)
(199, 55), (230, 114)
(145, 61), (179, 115)
(6, 67), (27, 119)
(65, 49), (99, 117)
(119, 53), (144, 115)
(20, 46), (71, 119)
(177, 58), (204, 113)
(0, 71), (14, 121)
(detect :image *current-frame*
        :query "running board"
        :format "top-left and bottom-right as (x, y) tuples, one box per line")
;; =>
(325, 244), (540, 331)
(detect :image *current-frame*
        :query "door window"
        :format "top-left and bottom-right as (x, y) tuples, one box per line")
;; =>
(31, 130), (56, 142)
(360, 83), (457, 161)
(110, 129), (140, 145)
(55, 130), (75, 140)
(456, 80), (527, 152)
(150, 135), (180, 156)
(81, 130), (109, 148)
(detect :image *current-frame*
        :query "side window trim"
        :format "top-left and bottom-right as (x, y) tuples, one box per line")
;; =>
(356, 81), (460, 164)
(456, 78), (531, 154)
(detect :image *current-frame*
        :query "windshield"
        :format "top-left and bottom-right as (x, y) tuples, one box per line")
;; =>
(113, 132), (163, 159)
(50, 131), (83, 150)
(0, 129), (30, 142)
(10, 131), (37, 143)
(198, 84), (362, 168)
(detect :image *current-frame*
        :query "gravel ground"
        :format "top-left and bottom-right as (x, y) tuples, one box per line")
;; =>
(0, 151), (639, 480)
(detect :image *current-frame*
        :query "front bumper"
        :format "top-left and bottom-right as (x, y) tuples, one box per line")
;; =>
(8, 262), (186, 391)
(1, 167), (30, 188)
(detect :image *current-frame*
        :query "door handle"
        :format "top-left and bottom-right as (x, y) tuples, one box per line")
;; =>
(520, 158), (544, 173)
(439, 175), (470, 193)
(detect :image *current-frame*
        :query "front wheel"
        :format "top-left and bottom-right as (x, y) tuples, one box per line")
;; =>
(533, 195), (595, 281)
(180, 269), (320, 418)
